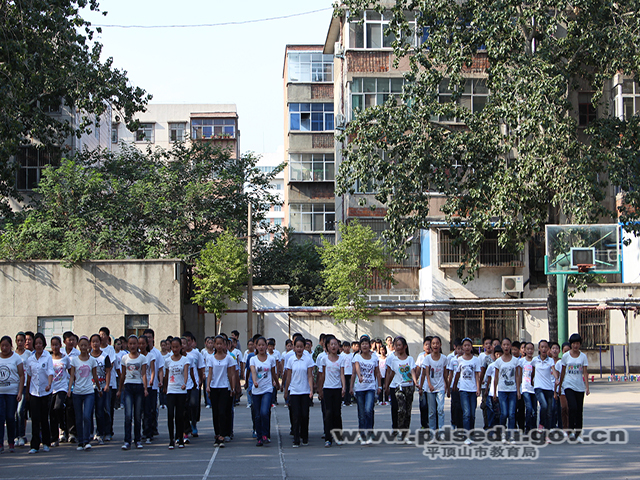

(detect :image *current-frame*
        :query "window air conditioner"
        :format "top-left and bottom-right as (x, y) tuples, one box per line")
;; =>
(502, 275), (524, 293)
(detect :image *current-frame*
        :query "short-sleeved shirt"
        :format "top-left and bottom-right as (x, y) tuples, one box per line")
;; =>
(485, 362), (498, 396)
(480, 353), (493, 388)
(318, 355), (342, 390)
(121, 354), (147, 385)
(51, 355), (70, 394)
(207, 354), (236, 389)
(532, 356), (555, 391)
(519, 357), (535, 394)
(102, 345), (118, 389)
(70, 356), (98, 395)
(91, 352), (112, 390)
(26, 351), (54, 397)
(387, 355), (416, 388)
(147, 347), (164, 390)
(0, 352), (24, 395)
(285, 354), (315, 395)
(456, 356), (481, 393)
(353, 353), (379, 392)
(494, 356), (519, 392)
(561, 352), (588, 392)
(423, 354), (448, 392)
(165, 355), (190, 394)
(554, 359), (565, 394)
(250, 355), (276, 395)
(186, 349), (205, 390)
(340, 352), (354, 375)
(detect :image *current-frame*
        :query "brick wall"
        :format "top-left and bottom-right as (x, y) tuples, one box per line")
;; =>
(347, 207), (388, 217)
(462, 52), (489, 74)
(347, 51), (391, 73)
(311, 84), (334, 99)
(312, 134), (334, 149)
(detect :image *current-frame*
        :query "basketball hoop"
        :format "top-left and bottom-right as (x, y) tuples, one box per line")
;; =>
(577, 264), (596, 273)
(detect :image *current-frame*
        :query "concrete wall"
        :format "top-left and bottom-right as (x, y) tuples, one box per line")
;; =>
(0, 260), (184, 343)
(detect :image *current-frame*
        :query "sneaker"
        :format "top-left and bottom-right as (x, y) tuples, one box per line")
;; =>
(136, 442), (144, 449)
(218, 441), (225, 448)
(104, 435), (112, 442)
(9, 444), (15, 453)
(501, 433), (507, 444)
(324, 441), (332, 447)
(122, 443), (130, 450)
(464, 438), (473, 445)
(252, 431), (257, 438)
(224, 436), (231, 442)
(205, 405), (211, 409)
(509, 439), (516, 445)
(359, 437), (367, 445)
(168, 442), (175, 450)
(77, 446), (84, 451)
(84, 444), (92, 451)
(302, 441), (308, 446)
(191, 426), (198, 437)
(264, 436), (270, 444)
(98, 437), (105, 445)
(18, 438), (25, 447)
(53, 440), (59, 447)
(178, 443), (185, 449)
(404, 438), (414, 445)
(43, 445), (50, 452)
(246, 404), (252, 409)
(576, 436), (584, 444)
(292, 443), (299, 448)
(28, 449), (38, 454)
(145, 438), (152, 444)
(59, 435), (68, 443)
(569, 433), (576, 441)
(68, 436), (76, 444)
(256, 439), (263, 447)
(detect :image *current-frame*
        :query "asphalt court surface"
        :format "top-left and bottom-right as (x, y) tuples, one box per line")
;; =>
(1, 381), (639, 480)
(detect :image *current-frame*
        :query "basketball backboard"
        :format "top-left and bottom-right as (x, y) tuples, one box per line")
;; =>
(545, 224), (621, 274)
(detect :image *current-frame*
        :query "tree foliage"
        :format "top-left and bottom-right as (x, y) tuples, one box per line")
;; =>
(0, 0), (151, 214)
(320, 220), (394, 324)
(335, 0), (640, 279)
(191, 230), (249, 320)
(0, 142), (282, 264)
(253, 229), (334, 306)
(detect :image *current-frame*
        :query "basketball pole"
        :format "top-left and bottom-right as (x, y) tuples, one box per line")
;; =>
(557, 273), (569, 349)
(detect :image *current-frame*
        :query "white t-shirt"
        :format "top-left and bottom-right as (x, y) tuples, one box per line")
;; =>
(0, 353), (24, 395)
(147, 347), (163, 390)
(232, 348), (243, 364)
(554, 359), (565, 395)
(186, 349), (205, 389)
(165, 355), (190, 394)
(494, 356), (519, 392)
(121, 354), (147, 385)
(379, 356), (387, 379)
(353, 353), (379, 392)
(387, 355), (416, 388)
(70, 356), (98, 395)
(519, 357), (535, 394)
(340, 352), (353, 375)
(532, 356), (555, 391)
(285, 354), (314, 395)
(318, 355), (342, 389)
(423, 353), (448, 392)
(207, 354), (236, 389)
(26, 351), (54, 397)
(447, 353), (460, 375)
(561, 352), (588, 392)
(485, 362), (498, 397)
(456, 356), (481, 393)
(51, 355), (70, 394)
(65, 348), (80, 357)
(250, 355), (276, 395)
(201, 349), (215, 368)
(18, 350), (31, 386)
(416, 351), (427, 369)
(102, 345), (118, 389)
(480, 353), (493, 388)
(315, 351), (327, 369)
(91, 352), (112, 390)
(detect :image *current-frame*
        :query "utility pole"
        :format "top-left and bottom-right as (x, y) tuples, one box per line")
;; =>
(247, 201), (253, 339)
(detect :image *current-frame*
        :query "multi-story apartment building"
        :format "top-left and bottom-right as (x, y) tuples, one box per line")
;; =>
(256, 147), (286, 242)
(112, 104), (240, 159)
(283, 45), (336, 245)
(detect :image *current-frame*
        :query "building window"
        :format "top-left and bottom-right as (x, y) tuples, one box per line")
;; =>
(41, 99), (62, 114)
(613, 78), (640, 120)
(578, 310), (609, 350)
(125, 314), (149, 338)
(258, 166), (276, 174)
(273, 205), (282, 212)
(289, 153), (335, 181)
(15, 147), (61, 190)
(191, 119), (236, 139)
(288, 52), (333, 83)
(351, 77), (404, 114)
(578, 93), (596, 126)
(37, 317), (74, 346)
(111, 124), (119, 143)
(450, 310), (517, 349)
(274, 218), (282, 226)
(135, 123), (154, 142)
(269, 183), (283, 190)
(290, 204), (335, 232)
(348, 10), (417, 49)
(289, 103), (334, 132)
(169, 122), (186, 142)
(438, 229), (524, 268)
(435, 78), (489, 123)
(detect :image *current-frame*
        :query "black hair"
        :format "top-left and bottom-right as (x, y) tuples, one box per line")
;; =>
(62, 331), (74, 341)
(431, 335), (442, 345)
(25, 331), (35, 338)
(359, 335), (371, 345)
(453, 338), (463, 347)
(342, 341), (350, 347)
(267, 338), (276, 346)
(379, 344), (387, 355)
(231, 330), (240, 337)
(99, 326), (111, 336)
(550, 341), (560, 350)
(538, 339), (550, 348)
(524, 342), (534, 349)
(482, 336), (492, 343)
(305, 338), (312, 345)
(90, 333), (101, 344)
(324, 334), (338, 351)
(424, 335), (433, 344)
(494, 345), (503, 353)
(561, 342), (571, 349)
(293, 337), (306, 347)
(143, 328), (154, 337)
(319, 333), (326, 342)
(511, 340), (521, 349)
(284, 339), (292, 346)
(255, 336), (267, 347)
(34, 332), (46, 348)
(502, 337), (512, 345)
(252, 333), (262, 342)
(171, 337), (182, 346)
(184, 331), (196, 342)
(393, 336), (410, 355)
(1, 335), (12, 346)
(119, 336), (127, 344)
(568, 333), (582, 345)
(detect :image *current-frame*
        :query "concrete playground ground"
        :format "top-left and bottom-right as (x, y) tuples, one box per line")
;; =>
(1, 380), (639, 480)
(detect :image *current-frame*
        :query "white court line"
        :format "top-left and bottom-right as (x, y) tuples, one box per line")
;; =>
(202, 445), (221, 480)
(274, 407), (287, 480)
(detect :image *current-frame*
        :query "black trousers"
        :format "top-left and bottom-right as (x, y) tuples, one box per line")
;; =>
(323, 388), (342, 442)
(516, 395), (525, 431)
(564, 388), (585, 436)
(209, 388), (232, 437)
(49, 392), (66, 440)
(166, 393), (186, 444)
(30, 395), (52, 450)
(289, 394), (310, 445)
(342, 375), (352, 405)
(65, 395), (76, 437)
(450, 390), (463, 428)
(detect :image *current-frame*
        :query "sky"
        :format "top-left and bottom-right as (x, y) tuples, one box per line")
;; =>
(83, 0), (335, 157)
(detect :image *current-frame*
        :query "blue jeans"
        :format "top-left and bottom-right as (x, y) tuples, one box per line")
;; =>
(427, 391), (445, 430)
(94, 389), (111, 437)
(252, 391), (272, 440)
(486, 395), (498, 428)
(0, 394), (18, 447)
(72, 393), (95, 446)
(522, 392), (537, 432)
(498, 391), (517, 431)
(535, 388), (554, 430)
(355, 390), (375, 436)
(123, 384), (144, 444)
(459, 391), (477, 431)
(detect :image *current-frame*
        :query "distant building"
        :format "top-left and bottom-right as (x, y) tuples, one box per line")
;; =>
(112, 104), (240, 159)
(255, 147), (285, 242)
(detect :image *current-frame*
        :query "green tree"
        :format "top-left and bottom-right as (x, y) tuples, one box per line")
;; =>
(0, 142), (282, 264)
(0, 0), (151, 214)
(191, 230), (249, 327)
(253, 229), (334, 306)
(335, 0), (640, 339)
(320, 220), (394, 326)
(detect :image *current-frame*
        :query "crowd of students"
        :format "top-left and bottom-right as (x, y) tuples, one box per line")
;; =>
(0, 328), (590, 453)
